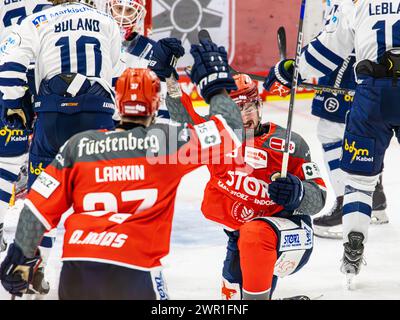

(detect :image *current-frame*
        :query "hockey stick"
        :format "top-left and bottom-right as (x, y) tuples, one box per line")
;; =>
(275, 26), (355, 96)
(277, 26), (287, 61)
(279, 0), (307, 178)
(229, 58), (354, 95)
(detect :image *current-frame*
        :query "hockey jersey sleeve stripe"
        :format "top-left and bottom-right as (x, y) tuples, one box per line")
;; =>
(328, 158), (340, 171)
(310, 38), (344, 67)
(25, 199), (53, 231)
(0, 71), (27, 81)
(0, 62), (27, 73)
(304, 50), (334, 76)
(0, 78), (25, 87)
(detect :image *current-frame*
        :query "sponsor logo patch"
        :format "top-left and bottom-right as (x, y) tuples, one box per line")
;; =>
(279, 229), (313, 251)
(344, 139), (373, 163)
(244, 146), (268, 169)
(32, 14), (48, 28)
(0, 33), (21, 55)
(31, 171), (60, 199)
(302, 162), (321, 180)
(193, 121), (221, 149)
(269, 137), (295, 154)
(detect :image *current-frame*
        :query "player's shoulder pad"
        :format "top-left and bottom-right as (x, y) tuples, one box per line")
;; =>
(54, 129), (105, 168)
(265, 124), (312, 161)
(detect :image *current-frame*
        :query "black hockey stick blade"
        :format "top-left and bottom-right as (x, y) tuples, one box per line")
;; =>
(277, 26), (287, 60)
(198, 29), (212, 42)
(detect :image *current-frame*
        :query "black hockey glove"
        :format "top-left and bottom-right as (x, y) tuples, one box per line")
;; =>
(148, 37), (185, 81)
(190, 39), (237, 103)
(263, 59), (295, 97)
(269, 173), (304, 211)
(0, 243), (41, 297)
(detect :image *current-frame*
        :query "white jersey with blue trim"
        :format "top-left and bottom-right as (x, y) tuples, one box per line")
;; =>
(300, 0), (400, 79)
(0, 2), (122, 108)
(0, 0), (51, 42)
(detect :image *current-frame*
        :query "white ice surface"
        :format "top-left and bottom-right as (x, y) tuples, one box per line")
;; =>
(2, 98), (400, 300)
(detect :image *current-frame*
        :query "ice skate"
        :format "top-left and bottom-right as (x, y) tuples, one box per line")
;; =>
(340, 232), (365, 290)
(370, 177), (388, 225)
(314, 177), (388, 239)
(313, 196), (343, 239)
(25, 267), (50, 300)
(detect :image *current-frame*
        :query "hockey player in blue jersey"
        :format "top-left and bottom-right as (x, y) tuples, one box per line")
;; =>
(265, 0), (400, 288)
(310, 0), (388, 239)
(0, 0), (51, 254)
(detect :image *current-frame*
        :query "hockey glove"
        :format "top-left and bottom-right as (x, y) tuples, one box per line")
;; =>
(148, 37), (185, 81)
(263, 59), (295, 97)
(269, 173), (304, 211)
(190, 39), (237, 103)
(0, 243), (41, 297)
(1, 107), (28, 129)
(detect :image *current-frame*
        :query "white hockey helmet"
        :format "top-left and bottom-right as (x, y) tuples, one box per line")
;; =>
(108, 0), (147, 30)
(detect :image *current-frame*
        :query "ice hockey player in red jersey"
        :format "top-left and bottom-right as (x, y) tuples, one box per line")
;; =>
(0, 37), (243, 299)
(166, 73), (327, 300)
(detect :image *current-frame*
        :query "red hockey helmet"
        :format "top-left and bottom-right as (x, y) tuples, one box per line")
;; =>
(230, 74), (262, 129)
(229, 73), (261, 108)
(115, 68), (161, 117)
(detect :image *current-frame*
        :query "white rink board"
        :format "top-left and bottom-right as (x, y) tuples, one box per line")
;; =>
(2, 97), (400, 300)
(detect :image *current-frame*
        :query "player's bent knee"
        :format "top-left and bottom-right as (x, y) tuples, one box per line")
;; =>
(238, 220), (278, 251)
(238, 221), (278, 295)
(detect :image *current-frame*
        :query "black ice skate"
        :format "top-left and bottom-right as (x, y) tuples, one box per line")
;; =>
(281, 295), (311, 300)
(313, 196), (343, 239)
(26, 267), (50, 299)
(313, 176), (388, 239)
(340, 231), (365, 290)
(370, 176), (388, 224)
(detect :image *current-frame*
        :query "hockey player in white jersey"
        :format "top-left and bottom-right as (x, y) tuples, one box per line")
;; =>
(309, 0), (388, 239)
(265, 0), (400, 287)
(0, 0), (51, 253)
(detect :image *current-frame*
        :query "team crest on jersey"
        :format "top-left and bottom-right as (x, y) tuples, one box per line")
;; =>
(244, 147), (268, 169)
(32, 14), (48, 29)
(231, 201), (255, 223)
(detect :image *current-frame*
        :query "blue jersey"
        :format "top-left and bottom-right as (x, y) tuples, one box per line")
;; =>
(311, 55), (356, 123)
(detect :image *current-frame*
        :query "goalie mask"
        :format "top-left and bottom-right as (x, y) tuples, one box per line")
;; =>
(108, 0), (147, 31)
(229, 74), (262, 130)
(115, 68), (161, 118)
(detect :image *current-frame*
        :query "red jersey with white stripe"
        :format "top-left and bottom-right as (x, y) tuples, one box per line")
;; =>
(25, 117), (240, 270)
